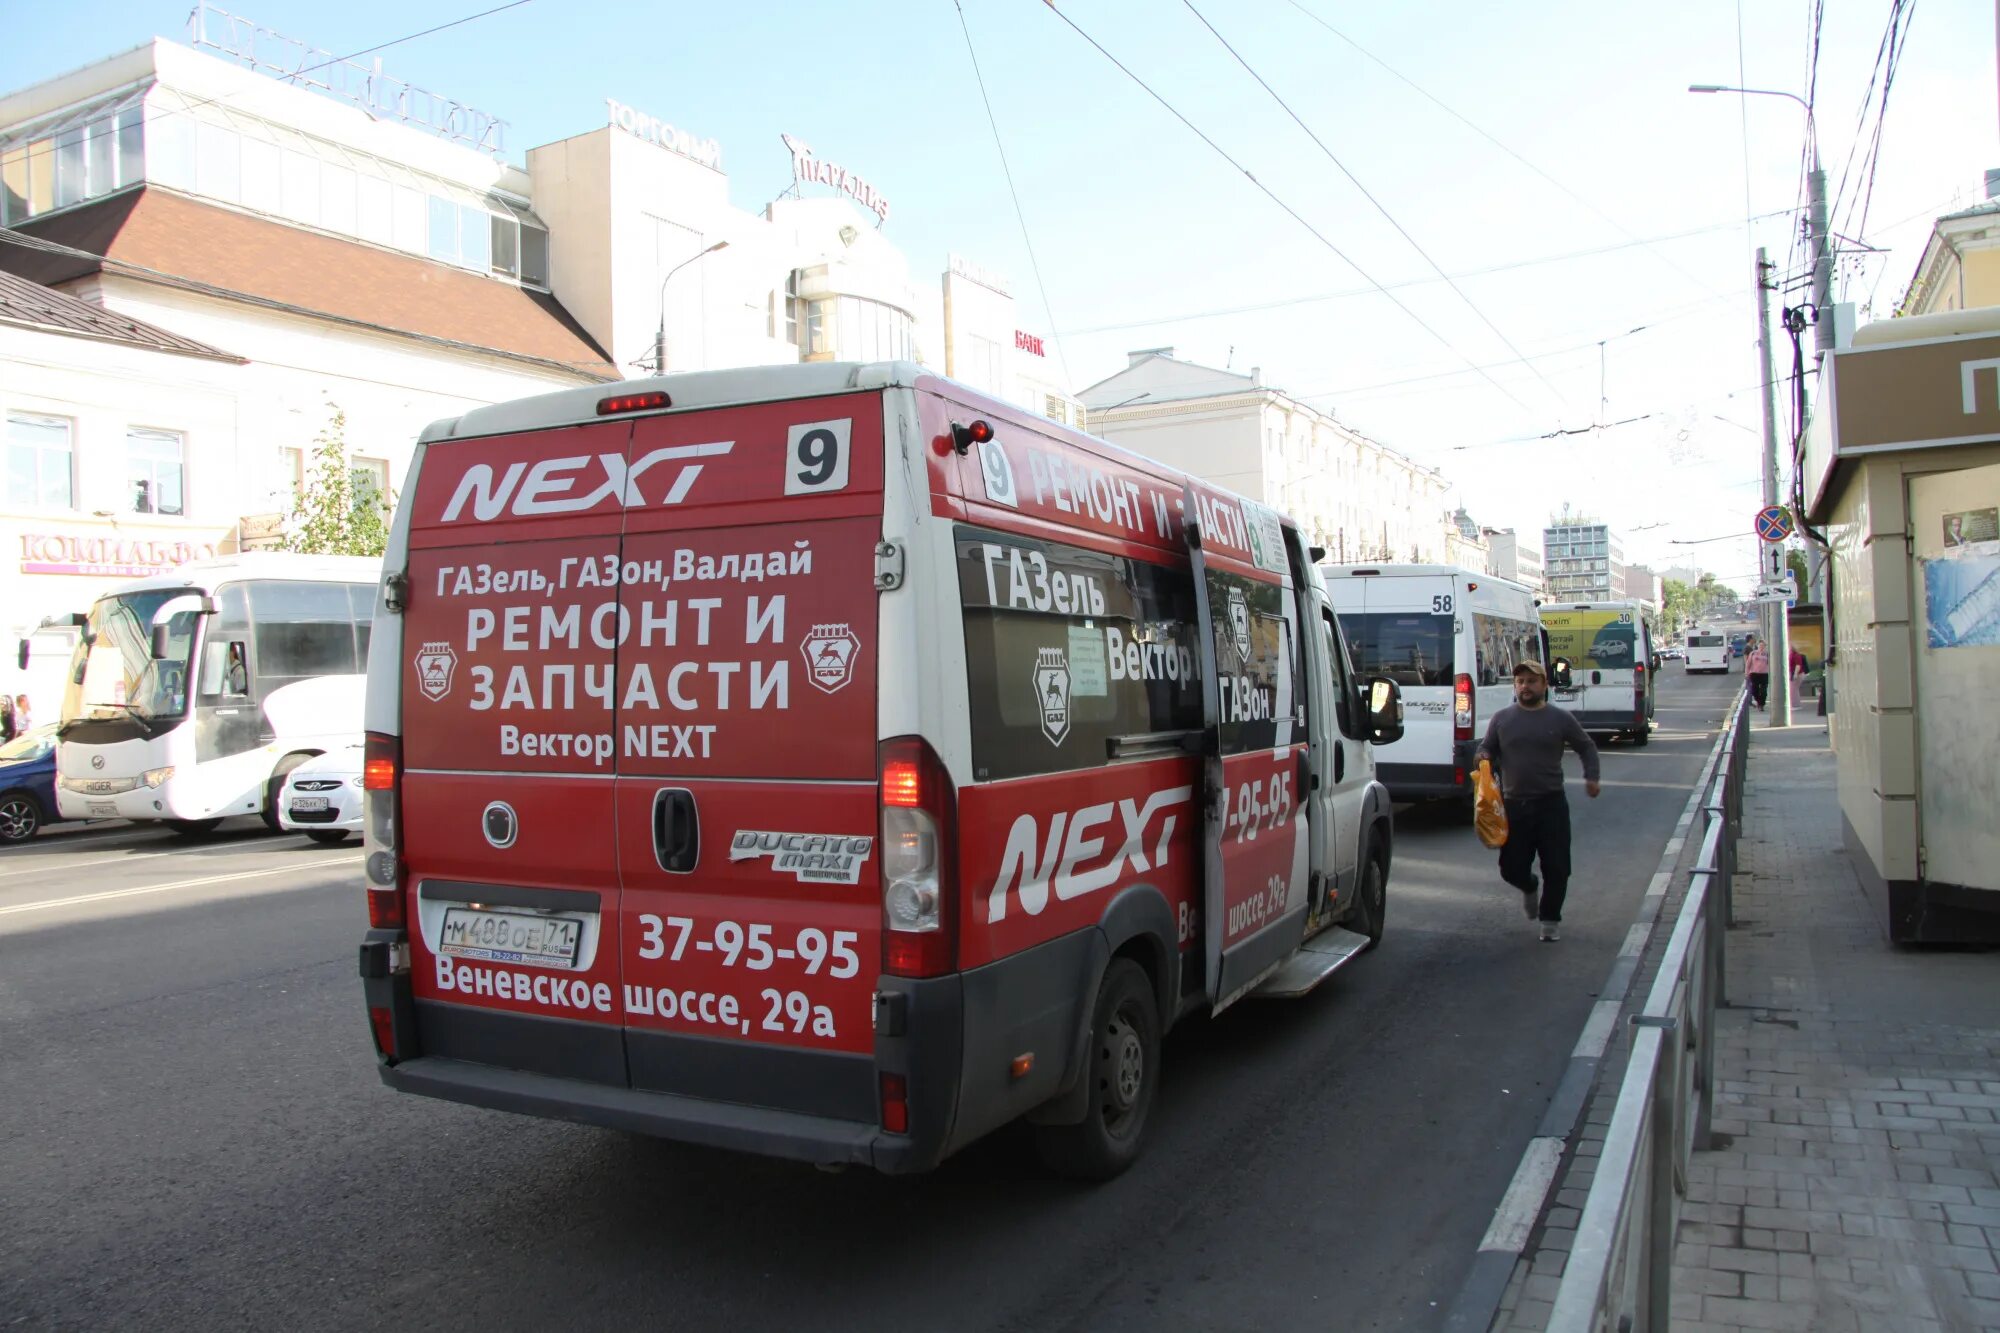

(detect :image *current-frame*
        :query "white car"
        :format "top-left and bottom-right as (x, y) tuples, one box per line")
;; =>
(277, 743), (364, 844)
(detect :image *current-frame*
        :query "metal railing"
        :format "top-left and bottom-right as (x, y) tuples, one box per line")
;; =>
(1546, 691), (1751, 1333)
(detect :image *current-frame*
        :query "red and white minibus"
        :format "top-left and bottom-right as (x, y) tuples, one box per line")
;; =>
(357, 362), (1404, 1177)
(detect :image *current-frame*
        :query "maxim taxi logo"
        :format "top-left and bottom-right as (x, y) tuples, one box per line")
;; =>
(415, 641), (459, 701)
(1034, 646), (1072, 746)
(801, 624), (861, 694)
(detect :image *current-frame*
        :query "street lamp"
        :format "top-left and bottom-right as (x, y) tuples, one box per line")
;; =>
(1687, 83), (1829, 346)
(1690, 82), (1823, 724)
(649, 239), (730, 375)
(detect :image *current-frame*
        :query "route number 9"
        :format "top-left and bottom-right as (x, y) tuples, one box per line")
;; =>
(1432, 594), (1453, 614)
(785, 418), (853, 495)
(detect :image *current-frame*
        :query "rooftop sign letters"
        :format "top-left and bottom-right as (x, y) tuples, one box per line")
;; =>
(20, 531), (220, 578)
(607, 98), (723, 171)
(1015, 331), (1047, 358)
(782, 135), (890, 224)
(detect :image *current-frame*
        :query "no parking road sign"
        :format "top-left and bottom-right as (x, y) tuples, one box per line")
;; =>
(1755, 505), (1793, 543)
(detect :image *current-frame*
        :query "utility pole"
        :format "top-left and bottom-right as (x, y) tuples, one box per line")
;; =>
(1802, 164), (1834, 610)
(1754, 247), (1793, 726)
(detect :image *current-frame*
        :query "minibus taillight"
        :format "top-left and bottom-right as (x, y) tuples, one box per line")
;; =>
(880, 737), (957, 979)
(363, 731), (405, 930)
(1454, 673), (1475, 743)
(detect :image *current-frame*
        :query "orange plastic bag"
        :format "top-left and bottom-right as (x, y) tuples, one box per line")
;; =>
(1474, 759), (1508, 849)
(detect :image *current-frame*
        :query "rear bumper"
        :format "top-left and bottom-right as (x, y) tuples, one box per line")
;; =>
(1377, 745), (1475, 800)
(363, 925), (1099, 1175)
(1557, 707), (1648, 732)
(380, 1055), (898, 1166)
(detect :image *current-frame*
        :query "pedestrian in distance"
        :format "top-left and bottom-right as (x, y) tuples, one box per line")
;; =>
(1746, 638), (1771, 710)
(1788, 646), (1808, 702)
(0, 695), (13, 743)
(12, 694), (30, 733)
(1475, 660), (1602, 942)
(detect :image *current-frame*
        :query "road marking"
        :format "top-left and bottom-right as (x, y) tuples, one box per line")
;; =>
(0, 857), (361, 917)
(1479, 1137), (1566, 1252)
(1620, 923), (1650, 957)
(0, 848), (180, 880)
(1645, 870), (1672, 898)
(1572, 999), (1623, 1060)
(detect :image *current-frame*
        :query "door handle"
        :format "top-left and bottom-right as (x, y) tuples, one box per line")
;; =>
(652, 787), (700, 874)
(1333, 740), (1345, 785)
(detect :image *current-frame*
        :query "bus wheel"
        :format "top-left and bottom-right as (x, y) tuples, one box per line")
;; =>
(1350, 852), (1387, 947)
(1033, 959), (1159, 1181)
(1631, 725), (1651, 747)
(165, 819), (221, 837)
(262, 754), (311, 831)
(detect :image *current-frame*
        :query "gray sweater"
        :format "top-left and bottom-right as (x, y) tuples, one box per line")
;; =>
(1475, 703), (1601, 800)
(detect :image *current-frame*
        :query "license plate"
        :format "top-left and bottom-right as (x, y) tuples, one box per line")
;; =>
(89, 801), (117, 817)
(440, 907), (583, 969)
(1554, 689), (1579, 700)
(291, 796), (331, 812)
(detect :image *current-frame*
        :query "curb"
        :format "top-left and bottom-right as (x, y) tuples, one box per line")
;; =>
(1442, 706), (1737, 1333)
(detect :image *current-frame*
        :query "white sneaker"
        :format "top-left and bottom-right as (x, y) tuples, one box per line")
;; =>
(1539, 922), (1561, 942)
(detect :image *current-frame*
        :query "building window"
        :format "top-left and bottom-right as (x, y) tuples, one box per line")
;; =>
(194, 120), (241, 203)
(805, 300), (829, 357)
(784, 271), (801, 346)
(127, 427), (184, 517)
(427, 194), (459, 263)
(277, 445), (305, 501)
(349, 457), (389, 514)
(6, 413), (74, 508)
(490, 212), (519, 277)
(520, 224), (549, 287)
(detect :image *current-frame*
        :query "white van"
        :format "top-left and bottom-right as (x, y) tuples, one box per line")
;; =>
(1684, 631), (1731, 674)
(358, 362), (1409, 1179)
(1320, 564), (1541, 809)
(1539, 600), (1656, 745)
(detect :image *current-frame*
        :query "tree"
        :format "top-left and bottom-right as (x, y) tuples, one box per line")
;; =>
(280, 407), (391, 558)
(1785, 547), (1809, 596)
(1661, 577), (1696, 633)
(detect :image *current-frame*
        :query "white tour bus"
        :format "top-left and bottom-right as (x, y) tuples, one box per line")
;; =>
(53, 554), (378, 834)
(1684, 630), (1731, 674)
(1321, 563), (1542, 809)
(1538, 599), (1657, 745)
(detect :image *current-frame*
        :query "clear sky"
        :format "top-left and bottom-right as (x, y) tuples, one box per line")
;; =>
(8, 0), (1994, 590)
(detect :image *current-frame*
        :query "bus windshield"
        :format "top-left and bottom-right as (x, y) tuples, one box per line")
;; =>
(62, 590), (200, 727)
(1339, 612), (1454, 687)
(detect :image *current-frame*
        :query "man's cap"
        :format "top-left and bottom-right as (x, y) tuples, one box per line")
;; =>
(1513, 659), (1547, 679)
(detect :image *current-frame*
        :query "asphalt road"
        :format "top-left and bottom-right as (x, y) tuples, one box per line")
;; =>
(0, 669), (1743, 1332)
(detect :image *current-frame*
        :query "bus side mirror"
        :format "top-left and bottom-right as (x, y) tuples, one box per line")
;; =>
(15, 639), (26, 671)
(1363, 675), (1403, 746)
(1550, 658), (1574, 689)
(148, 594), (212, 658)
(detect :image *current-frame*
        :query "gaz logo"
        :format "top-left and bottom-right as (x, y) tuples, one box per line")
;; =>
(1226, 586), (1252, 666)
(1034, 646), (1072, 746)
(801, 624), (861, 694)
(978, 438), (1018, 508)
(415, 641), (458, 701)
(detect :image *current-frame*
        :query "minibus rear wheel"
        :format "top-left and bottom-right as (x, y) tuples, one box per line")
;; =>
(1033, 958), (1159, 1181)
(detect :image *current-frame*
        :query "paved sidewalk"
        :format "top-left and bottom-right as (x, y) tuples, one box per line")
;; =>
(1670, 722), (2000, 1331)
(1492, 720), (2000, 1332)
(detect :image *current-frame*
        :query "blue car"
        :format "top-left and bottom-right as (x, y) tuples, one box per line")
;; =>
(0, 724), (63, 844)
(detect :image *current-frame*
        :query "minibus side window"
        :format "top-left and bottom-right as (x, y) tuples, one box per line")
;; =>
(957, 527), (1202, 782)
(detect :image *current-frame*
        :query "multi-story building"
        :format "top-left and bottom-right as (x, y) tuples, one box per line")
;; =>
(0, 6), (1079, 701)
(1444, 507), (1490, 573)
(1079, 349), (1452, 564)
(1541, 518), (1626, 601)
(1484, 527), (1543, 593)
(1625, 563), (1664, 613)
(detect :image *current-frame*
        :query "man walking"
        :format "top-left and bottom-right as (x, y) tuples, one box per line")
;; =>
(1746, 638), (1771, 711)
(1475, 660), (1601, 942)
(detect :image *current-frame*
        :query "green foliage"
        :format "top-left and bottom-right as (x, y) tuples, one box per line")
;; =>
(279, 408), (391, 558)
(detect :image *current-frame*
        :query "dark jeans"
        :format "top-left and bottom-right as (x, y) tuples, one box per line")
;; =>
(1499, 793), (1572, 922)
(1749, 672), (1770, 708)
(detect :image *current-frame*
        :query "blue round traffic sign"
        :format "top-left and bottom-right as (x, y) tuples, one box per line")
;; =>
(1755, 506), (1793, 543)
